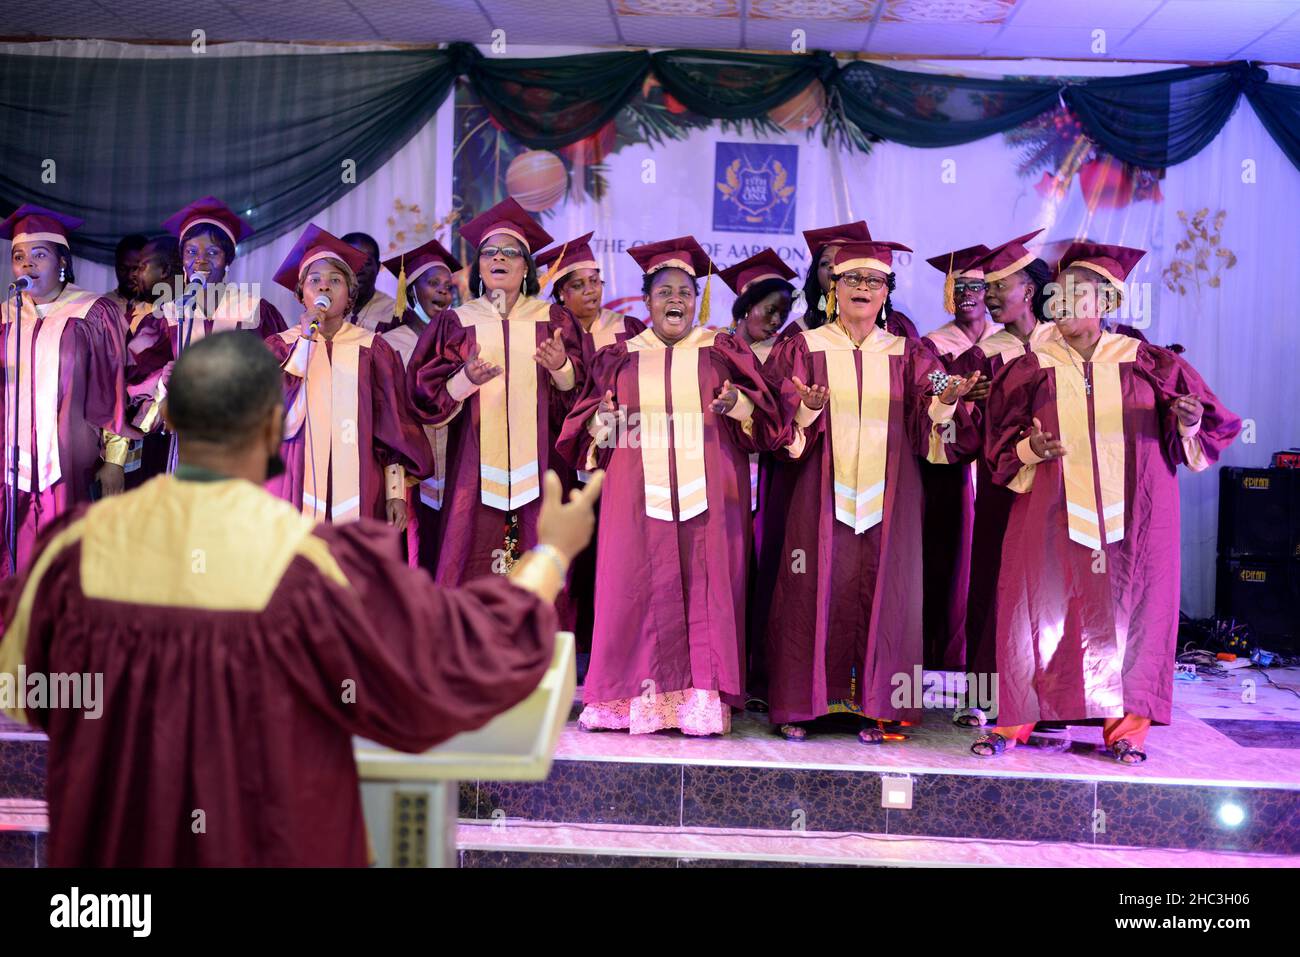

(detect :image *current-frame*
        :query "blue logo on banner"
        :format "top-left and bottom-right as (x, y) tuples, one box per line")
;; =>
(713, 142), (797, 234)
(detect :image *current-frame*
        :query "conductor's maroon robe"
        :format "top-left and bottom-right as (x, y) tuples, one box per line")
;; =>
(266, 322), (433, 526)
(407, 296), (584, 586)
(0, 475), (556, 866)
(985, 329), (1240, 727)
(556, 327), (783, 707)
(0, 286), (124, 577)
(755, 324), (979, 725)
(917, 318), (997, 670)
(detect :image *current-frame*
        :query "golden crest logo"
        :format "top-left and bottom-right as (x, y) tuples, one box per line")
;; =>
(713, 142), (797, 234)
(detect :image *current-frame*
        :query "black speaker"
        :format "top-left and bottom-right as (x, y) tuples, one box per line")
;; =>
(1215, 558), (1299, 644)
(1217, 467), (1300, 560)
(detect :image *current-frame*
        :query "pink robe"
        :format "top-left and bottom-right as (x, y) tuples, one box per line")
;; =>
(985, 332), (1240, 727)
(756, 326), (979, 725)
(0, 287), (124, 577)
(266, 325), (433, 526)
(1, 477), (555, 866)
(556, 329), (783, 710)
(407, 297), (584, 586)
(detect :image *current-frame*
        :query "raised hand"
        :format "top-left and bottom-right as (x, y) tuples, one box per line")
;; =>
(709, 378), (739, 414)
(939, 370), (983, 404)
(791, 375), (829, 411)
(464, 340), (504, 385)
(534, 328), (569, 372)
(1027, 416), (1068, 460)
(537, 469), (605, 563)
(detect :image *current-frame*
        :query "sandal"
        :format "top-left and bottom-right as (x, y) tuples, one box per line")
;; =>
(1110, 739), (1148, 764)
(857, 724), (886, 745)
(971, 732), (1008, 757)
(778, 723), (807, 741)
(745, 697), (770, 714)
(953, 707), (987, 728)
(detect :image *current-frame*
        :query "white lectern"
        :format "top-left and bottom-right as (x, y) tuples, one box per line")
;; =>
(355, 631), (575, 867)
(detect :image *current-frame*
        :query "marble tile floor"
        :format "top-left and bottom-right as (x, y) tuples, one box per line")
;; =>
(456, 819), (1300, 868)
(555, 687), (1300, 790)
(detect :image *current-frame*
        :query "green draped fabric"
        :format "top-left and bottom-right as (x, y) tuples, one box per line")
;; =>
(2, 39), (1297, 264)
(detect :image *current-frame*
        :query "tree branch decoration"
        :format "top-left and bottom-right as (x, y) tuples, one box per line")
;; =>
(1162, 208), (1236, 300)
(385, 199), (459, 256)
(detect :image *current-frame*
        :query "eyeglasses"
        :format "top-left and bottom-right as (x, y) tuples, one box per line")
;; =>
(954, 281), (987, 293)
(838, 273), (887, 291)
(479, 245), (524, 260)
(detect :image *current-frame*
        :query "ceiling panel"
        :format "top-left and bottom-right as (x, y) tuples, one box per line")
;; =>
(1238, 29), (1300, 59)
(2, 0), (1298, 61)
(868, 23), (1003, 54)
(1009, 0), (1165, 29)
(746, 19), (873, 52)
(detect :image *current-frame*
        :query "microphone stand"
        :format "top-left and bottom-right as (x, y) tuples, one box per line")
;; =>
(165, 276), (204, 474)
(4, 284), (21, 571)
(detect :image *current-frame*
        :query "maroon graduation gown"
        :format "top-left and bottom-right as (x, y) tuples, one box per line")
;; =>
(407, 296), (584, 586)
(563, 310), (647, 652)
(985, 332), (1240, 727)
(916, 319), (997, 671)
(0, 476), (556, 866)
(556, 329), (783, 706)
(266, 324), (433, 525)
(0, 287), (124, 577)
(756, 325), (979, 725)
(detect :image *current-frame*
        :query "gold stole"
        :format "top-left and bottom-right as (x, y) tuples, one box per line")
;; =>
(457, 296), (550, 511)
(924, 320), (992, 360)
(587, 309), (628, 352)
(977, 327), (1030, 362)
(1035, 330), (1138, 550)
(279, 323), (371, 524)
(1, 286), (99, 493)
(628, 326), (714, 522)
(164, 285), (261, 343)
(805, 324), (903, 534)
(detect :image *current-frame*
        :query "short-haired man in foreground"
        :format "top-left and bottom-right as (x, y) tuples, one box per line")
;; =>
(0, 331), (602, 866)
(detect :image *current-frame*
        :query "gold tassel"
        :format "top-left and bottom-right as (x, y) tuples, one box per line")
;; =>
(942, 251), (956, 315)
(393, 254), (408, 320)
(824, 284), (836, 320)
(537, 242), (570, 291)
(698, 263), (713, 327)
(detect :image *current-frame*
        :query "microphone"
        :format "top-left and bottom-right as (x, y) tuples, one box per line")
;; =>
(7, 276), (32, 292)
(180, 270), (207, 307)
(309, 294), (331, 334)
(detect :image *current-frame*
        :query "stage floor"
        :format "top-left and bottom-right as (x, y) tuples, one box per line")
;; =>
(555, 665), (1300, 789)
